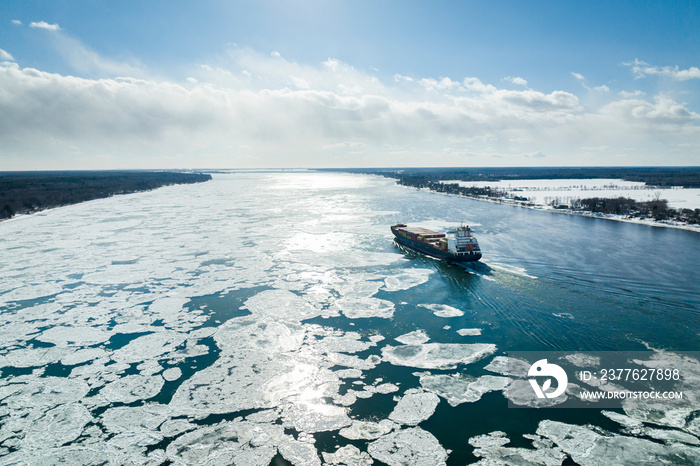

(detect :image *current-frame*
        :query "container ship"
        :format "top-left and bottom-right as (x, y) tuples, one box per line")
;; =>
(391, 224), (482, 263)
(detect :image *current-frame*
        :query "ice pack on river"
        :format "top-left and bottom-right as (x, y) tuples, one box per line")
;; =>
(1, 171), (699, 465)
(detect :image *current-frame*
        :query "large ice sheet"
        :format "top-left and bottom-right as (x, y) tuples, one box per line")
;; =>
(280, 401), (352, 433)
(418, 303), (465, 318)
(388, 390), (440, 425)
(395, 329), (430, 345)
(382, 343), (497, 369)
(37, 326), (111, 346)
(537, 420), (700, 465)
(97, 374), (165, 404)
(339, 420), (397, 440)
(165, 420), (283, 465)
(468, 430), (566, 466)
(383, 269), (433, 292)
(368, 427), (448, 466)
(21, 403), (94, 448)
(420, 373), (510, 406)
(242, 289), (323, 322)
(329, 297), (395, 319)
(322, 444), (374, 465)
(111, 330), (188, 364)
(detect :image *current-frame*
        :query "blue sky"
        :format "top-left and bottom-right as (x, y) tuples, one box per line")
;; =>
(1, 1), (699, 169)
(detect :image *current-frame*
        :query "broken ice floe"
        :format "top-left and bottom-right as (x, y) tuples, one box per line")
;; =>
(468, 430), (566, 465)
(456, 328), (482, 336)
(311, 329), (374, 354)
(468, 430), (510, 449)
(339, 420), (398, 440)
(483, 355), (532, 377)
(371, 382), (400, 394)
(504, 379), (568, 408)
(368, 427), (448, 466)
(395, 329), (430, 345)
(21, 403), (94, 448)
(159, 418), (197, 437)
(0, 376), (90, 414)
(334, 391), (358, 406)
(621, 350), (700, 429)
(322, 444), (374, 465)
(640, 426), (700, 445)
(329, 296), (395, 319)
(537, 420), (700, 465)
(37, 326), (111, 346)
(388, 390), (440, 426)
(137, 359), (164, 376)
(60, 348), (108, 366)
(335, 368), (363, 379)
(418, 303), (465, 318)
(245, 409), (280, 424)
(601, 410), (644, 428)
(333, 273), (385, 300)
(110, 331), (188, 364)
(98, 374), (165, 404)
(165, 420), (285, 466)
(162, 367), (182, 382)
(280, 401), (352, 433)
(100, 403), (171, 435)
(327, 353), (382, 371)
(0, 346), (73, 369)
(383, 269), (433, 292)
(242, 289), (323, 322)
(419, 373), (510, 406)
(561, 353), (601, 367)
(382, 343), (496, 370)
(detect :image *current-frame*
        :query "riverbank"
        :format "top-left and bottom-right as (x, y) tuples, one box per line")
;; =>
(408, 185), (700, 233)
(0, 170), (212, 221)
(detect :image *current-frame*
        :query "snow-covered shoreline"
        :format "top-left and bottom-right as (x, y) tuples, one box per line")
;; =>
(442, 178), (700, 211)
(408, 183), (700, 234)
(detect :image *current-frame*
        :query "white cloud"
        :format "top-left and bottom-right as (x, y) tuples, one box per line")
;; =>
(572, 72), (609, 92)
(626, 58), (700, 81)
(394, 74), (414, 83)
(289, 76), (310, 89)
(0, 49), (14, 61)
(11, 19), (22, 26)
(504, 76), (528, 86)
(619, 90), (645, 98)
(419, 77), (461, 92)
(322, 142), (366, 150)
(601, 95), (694, 123)
(0, 48), (698, 169)
(51, 30), (146, 78)
(463, 77), (497, 92)
(30, 21), (61, 31)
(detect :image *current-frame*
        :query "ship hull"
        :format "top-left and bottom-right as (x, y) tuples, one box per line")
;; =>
(392, 233), (482, 263)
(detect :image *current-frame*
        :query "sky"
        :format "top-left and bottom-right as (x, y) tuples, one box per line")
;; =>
(1, 0), (699, 170)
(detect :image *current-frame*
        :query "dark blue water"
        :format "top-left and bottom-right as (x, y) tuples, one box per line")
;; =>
(381, 184), (700, 352)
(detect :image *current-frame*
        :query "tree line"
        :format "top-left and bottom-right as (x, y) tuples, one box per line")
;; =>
(332, 166), (700, 188)
(0, 171), (212, 220)
(375, 171), (700, 225)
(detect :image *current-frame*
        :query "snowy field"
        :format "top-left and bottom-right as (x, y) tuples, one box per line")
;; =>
(443, 179), (700, 210)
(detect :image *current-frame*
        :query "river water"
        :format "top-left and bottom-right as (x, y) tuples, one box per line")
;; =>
(1, 171), (699, 464)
